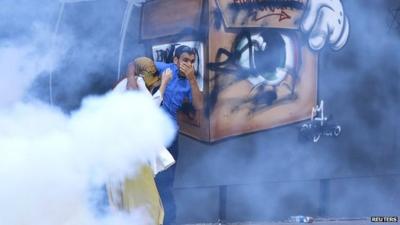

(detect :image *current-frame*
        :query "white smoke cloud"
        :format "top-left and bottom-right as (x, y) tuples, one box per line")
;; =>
(0, 1), (175, 225)
(0, 92), (175, 225)
(0, 22), (69, 107)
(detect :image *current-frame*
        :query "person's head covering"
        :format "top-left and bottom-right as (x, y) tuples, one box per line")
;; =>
(133, 57), (159, 88)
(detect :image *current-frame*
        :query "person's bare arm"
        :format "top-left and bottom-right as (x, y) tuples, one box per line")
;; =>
(126, 62), (139, 90)
(180, 63), (203, 110)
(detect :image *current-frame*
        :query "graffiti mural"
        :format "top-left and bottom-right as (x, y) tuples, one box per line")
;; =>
(207, 0), (349, 141)
(208, 0), (303, 140)
(208, 29), (301, 117)
(140, 0), (349, 142)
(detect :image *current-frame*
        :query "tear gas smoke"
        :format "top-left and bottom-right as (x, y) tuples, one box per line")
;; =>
(0, 91), (175, 225)
(0, 23), (69, 108)
(0, 1), (175, 225)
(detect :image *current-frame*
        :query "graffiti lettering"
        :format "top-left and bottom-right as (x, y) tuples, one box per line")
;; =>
(299, 100), (342, 143)
(230, 0), (304, 11)
(311, 100), (327, 126)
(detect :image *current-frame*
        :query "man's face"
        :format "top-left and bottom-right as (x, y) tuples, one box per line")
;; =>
(175, 52), (195, 78)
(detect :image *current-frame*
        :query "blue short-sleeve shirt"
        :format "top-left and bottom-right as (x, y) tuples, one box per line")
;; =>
(155, 62), (192, 122)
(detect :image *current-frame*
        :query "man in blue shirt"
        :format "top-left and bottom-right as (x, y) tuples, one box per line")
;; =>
(154, 45), (203, 225)
(155, 46), (203, 122)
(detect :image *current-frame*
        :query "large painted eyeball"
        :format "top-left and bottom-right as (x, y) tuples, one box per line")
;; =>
(235, 30), (299, 86)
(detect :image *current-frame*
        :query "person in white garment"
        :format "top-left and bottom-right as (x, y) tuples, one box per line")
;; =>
(108, 57), (175, 225)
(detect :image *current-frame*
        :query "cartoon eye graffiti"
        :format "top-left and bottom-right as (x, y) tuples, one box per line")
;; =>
(207, 29), (301, 117)
(235, 29), (299, 86)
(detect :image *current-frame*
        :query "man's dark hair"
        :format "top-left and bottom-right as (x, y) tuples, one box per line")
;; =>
(174, 45), (196, 58)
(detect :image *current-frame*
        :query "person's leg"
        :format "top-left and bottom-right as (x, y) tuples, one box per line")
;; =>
(156, 136), (178, 225)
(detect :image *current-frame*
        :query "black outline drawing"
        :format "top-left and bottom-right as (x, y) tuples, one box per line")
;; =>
(207, 29), (299, 117)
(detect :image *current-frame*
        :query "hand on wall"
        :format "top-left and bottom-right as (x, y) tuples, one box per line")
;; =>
(301, 0), (350, 51)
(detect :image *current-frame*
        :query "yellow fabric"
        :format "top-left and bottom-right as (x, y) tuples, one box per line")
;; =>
(109, 165), (164, 225)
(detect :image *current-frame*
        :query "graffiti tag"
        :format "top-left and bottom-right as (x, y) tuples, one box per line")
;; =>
(230, 0), (304, 11)
(299, 100), (342, 143)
